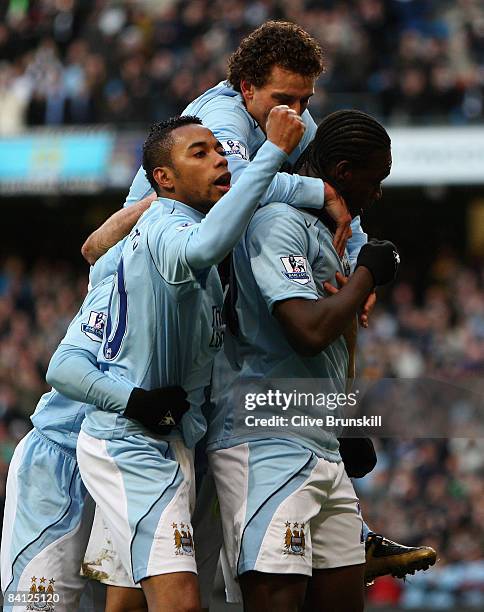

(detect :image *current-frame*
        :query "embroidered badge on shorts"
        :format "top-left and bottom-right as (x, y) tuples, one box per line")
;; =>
(173, 523), (194, 556)
(27, 576), (56, 611)
(281, 255), (311, 285)
(81, 311), (107, 342)
(284, 522), (306, 556)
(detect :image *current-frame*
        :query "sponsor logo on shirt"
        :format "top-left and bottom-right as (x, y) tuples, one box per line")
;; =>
(81, 311), (107, 342)
(281, 255), (311, 285)
(220, 139), (248, 160)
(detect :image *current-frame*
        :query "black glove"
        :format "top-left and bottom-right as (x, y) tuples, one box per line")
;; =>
(338, 437), (377, 478)
(355, 239), (400, 286)
(124, 386), (190, 435)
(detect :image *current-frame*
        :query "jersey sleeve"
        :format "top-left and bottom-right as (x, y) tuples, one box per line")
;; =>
(123, 166), (155, 208)
(246, 206), (319, 312)
(347, 216), (368, 271)
(149, 140), (288, 276)
(147, 214), (200, 284)
(198, 98), (324, 210)
(46, 278), (134, 412)
(88, 238), (125, 289)
(59, 277), (113, 353)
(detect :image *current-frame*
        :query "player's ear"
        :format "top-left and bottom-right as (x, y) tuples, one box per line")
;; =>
(240, 80), (255, 102)
(334, 160), (352, 184)
(153, 166), (175, 191)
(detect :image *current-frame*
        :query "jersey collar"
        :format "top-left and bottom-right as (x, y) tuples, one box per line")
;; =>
(156, 197), (205, 223)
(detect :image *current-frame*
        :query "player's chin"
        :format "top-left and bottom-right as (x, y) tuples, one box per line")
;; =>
(210, 186), (229, 203)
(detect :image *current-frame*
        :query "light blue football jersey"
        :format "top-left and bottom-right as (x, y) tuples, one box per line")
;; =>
(88, 238), (124, 289)
(124, 81), (322, 209)
(30, 250), (120, 450)
(81, 201), (220, 447)
(208, 203), (352, 460)
(82, 139), (288, 447)
(124, 81), (366, 261)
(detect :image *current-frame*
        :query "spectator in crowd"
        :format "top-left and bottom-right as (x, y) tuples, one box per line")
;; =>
(0, 0), (484, 133)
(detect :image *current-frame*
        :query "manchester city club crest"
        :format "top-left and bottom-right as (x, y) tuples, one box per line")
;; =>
(173, 522), (194, 556)
(27, 576), (56, 611)
(81, 310), (107, 342)
(281, 255), (311, 285)
(283, 521), (306, 556)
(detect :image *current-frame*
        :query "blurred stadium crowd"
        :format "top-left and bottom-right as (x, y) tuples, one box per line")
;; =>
(1, 254), (483, 608)
(1, 0), (484, 610)
(1, 0), (484, 133)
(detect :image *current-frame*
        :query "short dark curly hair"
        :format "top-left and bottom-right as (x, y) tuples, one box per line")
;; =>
(142, 115), (202, 194)
(227, 21), (324, 92)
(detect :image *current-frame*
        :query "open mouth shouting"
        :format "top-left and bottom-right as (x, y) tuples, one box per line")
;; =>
(214, 171), (232, 194)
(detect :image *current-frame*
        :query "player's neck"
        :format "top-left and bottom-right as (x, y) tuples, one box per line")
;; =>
(297, 164), (350, 235)
(158, 189), (211, 216)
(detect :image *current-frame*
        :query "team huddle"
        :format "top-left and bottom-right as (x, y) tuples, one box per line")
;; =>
(1, 21), (436, 612)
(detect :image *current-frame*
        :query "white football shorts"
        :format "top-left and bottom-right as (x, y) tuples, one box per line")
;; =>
(1, 429), (102, 612)
(77, 431), (197, 585)
(209, 438), (365, 600)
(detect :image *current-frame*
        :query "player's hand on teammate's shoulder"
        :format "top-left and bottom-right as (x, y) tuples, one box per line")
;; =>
(266, 105), (305, 156)
(323, 182), (353, 258)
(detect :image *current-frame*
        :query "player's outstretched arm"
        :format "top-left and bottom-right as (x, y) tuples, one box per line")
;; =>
(185, 106), (305, 269)
(201, 104), (354, 256)
(81, 193), (156, 264)
(46, 344), (133, 411)
(274, 240), (399, 356)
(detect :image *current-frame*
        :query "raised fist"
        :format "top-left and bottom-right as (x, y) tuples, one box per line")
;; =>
(266, 105), (305, 156)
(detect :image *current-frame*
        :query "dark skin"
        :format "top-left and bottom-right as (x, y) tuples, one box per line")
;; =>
(240, 567), (366, 612)
(239, 149), (391, 612)
(274, 265), (375, 357)
(274, 149), (392, 356)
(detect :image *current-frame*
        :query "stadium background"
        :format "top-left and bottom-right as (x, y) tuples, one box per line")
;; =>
(0, 0), (483, 610)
